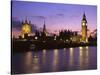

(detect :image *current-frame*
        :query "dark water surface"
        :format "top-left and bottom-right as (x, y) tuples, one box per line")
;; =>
(12, 46), (97, 74)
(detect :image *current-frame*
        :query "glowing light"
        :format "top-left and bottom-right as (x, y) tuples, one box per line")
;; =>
(35, 36), (38, 40)
(43, 49), (46, 54)
(54, 36), (57, 40)
(79, 47), (83, 59)
(34, 55), (38, 58)
(22, 34), (24, 38)
(70, 47), (73, 51)
(54, 49), (58, 56)
(69, 47), (74, 66)
(79, 46), (83, 50)
(66, 39), (68, 41)
(86, 46), (89, 49)
(28, 34), (30, 36)
(86, 38), (88, 43)
(22, 24), (31, 33)
(69, 48), (74, 55)
(82, 22), (85, 26)
(70, 38), (72, 40)
(33, 52), (38, 58)
(21, 21), (31, 38)
(52, 49), (58, 71)
(54, 38), (56, 40)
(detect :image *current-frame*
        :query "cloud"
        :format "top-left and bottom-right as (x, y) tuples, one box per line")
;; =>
(31, 13), (64, 20)
(48, 13), (65, 19)
(56, 13), (64, 17)
(31, 15), (46, 19)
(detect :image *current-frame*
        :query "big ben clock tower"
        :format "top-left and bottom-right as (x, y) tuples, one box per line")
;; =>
(81, 13), (88, 43)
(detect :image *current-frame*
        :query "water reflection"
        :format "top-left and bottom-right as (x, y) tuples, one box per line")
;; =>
(79, 46), (89, 69)
(86, 46), (89, 49)
(85, 46), (89, 67)
(23, 51), (33, 73)
(42, 49), (46, 65)
(12, 46), (96, 74)
(52, 49), (59, 71)
(43, 49), (46, 54)
(31, 51), (40, 73)
(69, 48), (74, 67)
(63, 48), (67, 59)
(32, 56), (40, 73)
(24, 51), (40, 73)
(79, 47), (83, 69)
(25, 52), (33, 66)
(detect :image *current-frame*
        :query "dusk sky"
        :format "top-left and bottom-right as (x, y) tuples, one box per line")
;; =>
(12, 1), (97, 37)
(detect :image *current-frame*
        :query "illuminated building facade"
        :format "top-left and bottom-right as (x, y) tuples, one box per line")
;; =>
(81, 13), (88, 43)
(21, 19), (32, 38)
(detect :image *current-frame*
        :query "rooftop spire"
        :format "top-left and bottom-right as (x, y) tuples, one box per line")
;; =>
(44, 19), (45, 25)
(83, 12), (86, 19)
(29, 20), (31, 24)
(43, 19), (46, 32)
(25, 19), (28, 23)
(22, 20), (24, 24)
(82, 12), (87, 23)
(25, 17), (28, 23)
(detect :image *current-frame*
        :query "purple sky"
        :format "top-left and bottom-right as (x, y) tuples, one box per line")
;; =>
(12, 1), (97, 37)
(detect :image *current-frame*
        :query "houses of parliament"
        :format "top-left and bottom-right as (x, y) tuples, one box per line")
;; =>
(20, 13), (88, 43)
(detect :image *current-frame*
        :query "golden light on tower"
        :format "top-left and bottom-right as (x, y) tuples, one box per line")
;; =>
(22, 24), (31, 33)
(81, 13), (88, 43)
(21, 20), (31, 38)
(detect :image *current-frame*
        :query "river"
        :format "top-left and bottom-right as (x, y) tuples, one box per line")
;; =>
(12, 46), (97, 74)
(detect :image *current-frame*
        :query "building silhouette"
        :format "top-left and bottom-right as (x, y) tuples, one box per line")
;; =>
(81, 13), (88, 43)
(18, 13), (89, 43)
(41, 20), (47, 37)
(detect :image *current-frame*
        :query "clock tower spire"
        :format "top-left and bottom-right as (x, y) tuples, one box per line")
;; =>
(81, 12), (88, 43)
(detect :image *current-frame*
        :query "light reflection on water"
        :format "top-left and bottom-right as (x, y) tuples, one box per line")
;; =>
(69, 48), (74, 68)
(79, 46), (89, 69)
(32, 56), (40, 73)
(12, 46), (97, 74)
(42, 49), (46, 64)
(52, 49), (59, 71)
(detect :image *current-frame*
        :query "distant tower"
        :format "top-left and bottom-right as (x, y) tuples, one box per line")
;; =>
(42, 20), (47, 36)
(21, 19), (31, 38)
(81, 13), (88, 43)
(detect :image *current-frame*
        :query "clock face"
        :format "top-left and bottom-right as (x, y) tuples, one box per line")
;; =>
(82, 22), (85, 26)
